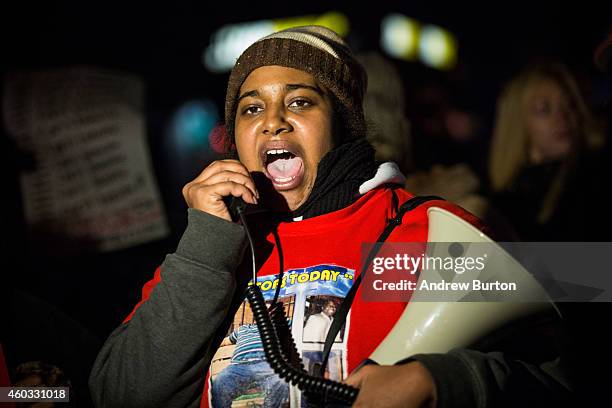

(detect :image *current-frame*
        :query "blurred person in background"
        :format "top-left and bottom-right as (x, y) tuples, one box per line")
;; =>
(489, 61), (611, 408)
(356, 52), (413, 174)
(357, 52), (497, 229)
(407, 80), (486, 175)
(488, 62), (607, 241)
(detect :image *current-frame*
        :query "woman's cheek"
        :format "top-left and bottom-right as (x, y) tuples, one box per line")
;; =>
(528, 116), (553, 143)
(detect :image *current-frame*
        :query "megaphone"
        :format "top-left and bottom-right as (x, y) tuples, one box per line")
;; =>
(369, 207), (561, 365)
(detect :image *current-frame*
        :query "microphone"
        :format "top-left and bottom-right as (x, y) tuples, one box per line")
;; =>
(223, 196), (248, 222)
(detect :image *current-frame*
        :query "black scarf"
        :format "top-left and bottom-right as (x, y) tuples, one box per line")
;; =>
(291, 139), (377, 219)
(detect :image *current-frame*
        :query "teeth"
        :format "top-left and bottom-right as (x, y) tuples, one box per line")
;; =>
(266, 149), (290, 155)
(274, 175), (297, 183)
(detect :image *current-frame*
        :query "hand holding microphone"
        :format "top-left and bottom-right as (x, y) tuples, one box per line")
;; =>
(182, 159), (259, 222)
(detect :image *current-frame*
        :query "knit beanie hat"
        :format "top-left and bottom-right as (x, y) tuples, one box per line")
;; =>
(225, 25), (368, 145)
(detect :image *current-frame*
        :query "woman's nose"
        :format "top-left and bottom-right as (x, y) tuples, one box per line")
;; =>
(555, 106), (574, 126)
(263, 107), (292, 136)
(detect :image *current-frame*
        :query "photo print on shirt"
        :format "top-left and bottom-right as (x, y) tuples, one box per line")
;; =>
(208, 263), (354, 408)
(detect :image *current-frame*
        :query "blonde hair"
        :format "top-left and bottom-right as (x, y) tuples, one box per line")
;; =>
(489, 63), (602, 223)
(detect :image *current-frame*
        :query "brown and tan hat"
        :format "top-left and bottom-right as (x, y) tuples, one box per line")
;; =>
(224, 25), (368, 144)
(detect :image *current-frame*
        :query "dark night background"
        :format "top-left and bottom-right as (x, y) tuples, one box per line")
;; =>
(1, 1), (611, 406)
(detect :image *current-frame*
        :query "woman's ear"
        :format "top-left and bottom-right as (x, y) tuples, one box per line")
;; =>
(209, 124), (238, 159)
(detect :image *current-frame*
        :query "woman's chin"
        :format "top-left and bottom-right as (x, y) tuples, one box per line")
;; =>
(253, 170), (313, 213)
(259, 187), (311, 214)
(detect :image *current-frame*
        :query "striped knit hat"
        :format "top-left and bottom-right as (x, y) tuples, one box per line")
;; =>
(225, 25), (368, 144)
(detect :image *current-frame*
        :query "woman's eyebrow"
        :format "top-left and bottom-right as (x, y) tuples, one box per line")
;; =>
(286, 83), (324, 95)
(237, 90), (259, 103)
(238, 84), (323, 103)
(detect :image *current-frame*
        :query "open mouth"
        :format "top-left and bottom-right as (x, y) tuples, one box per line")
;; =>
(261, 145), (305, 191)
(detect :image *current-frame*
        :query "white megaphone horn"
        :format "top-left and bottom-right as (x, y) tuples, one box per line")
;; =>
(369, 207), (561, 365)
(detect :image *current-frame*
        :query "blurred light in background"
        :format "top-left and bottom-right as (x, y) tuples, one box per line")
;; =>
(204, 21), (272, 73)
(381, 14), (419, 61)
(381, 13), (457, 70)
(273, 11), (349, 34)
(419, 25), (457, 70)
(169, 99), (219, 152)
(203, 11), (350, 72)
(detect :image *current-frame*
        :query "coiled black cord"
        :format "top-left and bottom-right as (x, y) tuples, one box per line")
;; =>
(245, 284), (358, 405)
(237, 206), (359, 406)
(268, 301), (305, 370)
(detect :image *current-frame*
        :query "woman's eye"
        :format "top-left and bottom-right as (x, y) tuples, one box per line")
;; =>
(289, 99), (312, 108)
(243, 106), (262, 115)
(534, 103), (550, 115)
